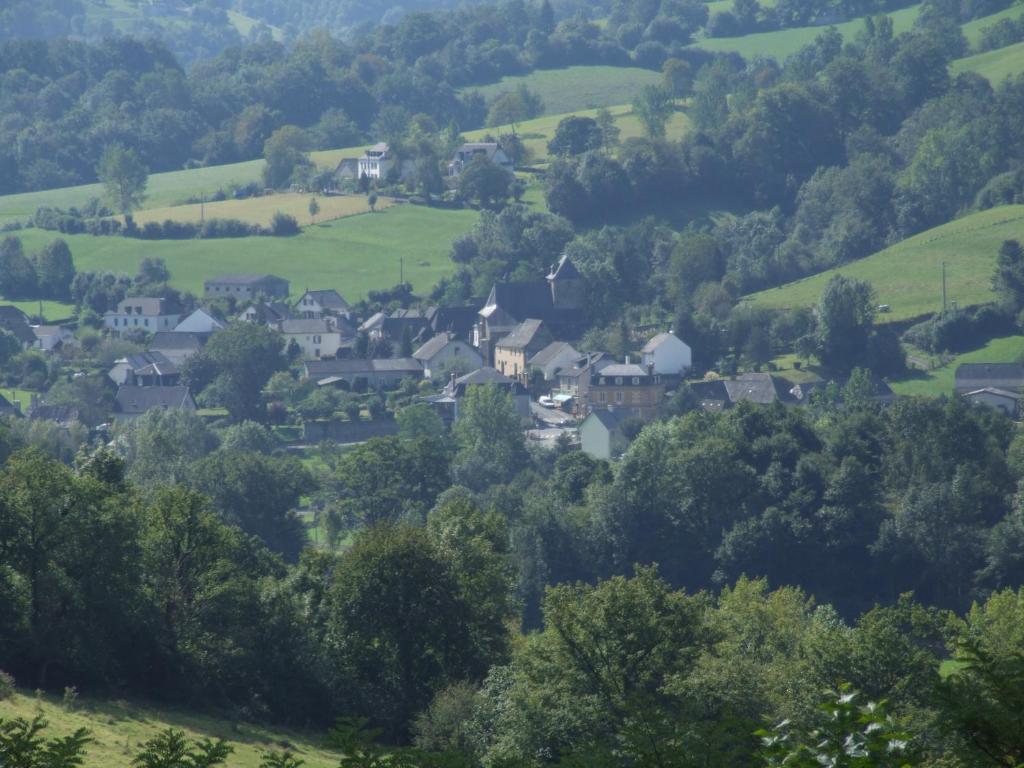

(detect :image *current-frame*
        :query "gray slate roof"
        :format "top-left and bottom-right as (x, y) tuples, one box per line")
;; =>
(114, 385), (195, 415)
(723, 373), (790, 405)
(299, 290), (350, 311)
(150, 331), (204, 351)
(497, 319), (546, 350)
(306, 357), (423, 379)
(279, 318), (338, 334)
(206, 273), (286, 286)
(413, 333), (456, 360)
(547, 254), (581, 281)
(955, 363), (1024, 389)
(964, 387), (1021, 399)
(597, 363), (649, 379)
(529, 341), (579, 368)
(121, 351), (177, 376)
(642, 332), (685, 353)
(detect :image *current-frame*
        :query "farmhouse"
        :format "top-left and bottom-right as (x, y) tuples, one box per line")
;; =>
(108, 352), (180, 387)
(204, 273), (289, 300)
(494, 319), (553, 380)
(104, 297), (181, 335)
(274, 317), (354, 359)
(413, 333), (483, 379)
(113, 385), (196, 420)
(448, 143), (514, 177)
(641, 331), (691, 376)
(305, 357), (423, 390)
(954, 363), (1024, 394)
(963, 387), (1020, 418)
(31, 325), (76, 352)
(528, 341), (580, 381)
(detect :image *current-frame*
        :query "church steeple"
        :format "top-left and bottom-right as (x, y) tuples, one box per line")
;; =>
(547, 254), (583, 310)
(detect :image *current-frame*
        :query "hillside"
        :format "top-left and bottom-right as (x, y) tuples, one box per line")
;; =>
(0, 690), (341, 768)
(468, 66), (664, 116)
(15, 204), (475, 301)
(953, 39), (1024, 81)
(891, 333), (1024, 396)
(743, 204), (1024, 322)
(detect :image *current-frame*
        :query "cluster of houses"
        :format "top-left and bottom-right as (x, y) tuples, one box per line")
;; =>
(333, 141), (515, 186)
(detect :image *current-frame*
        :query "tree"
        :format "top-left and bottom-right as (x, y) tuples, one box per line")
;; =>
(0, 715), (92, 768)
(812, 274), (876, 374)
(97, 144), (147, 215)
(595, 108), (620, 152)
(662, 58), (694, 97)
(136, 256), (170, 286)
(397, 404), (446, 440)
(308, 197), (320, 223)
(993, 239), (1024, 311)
(263, 126), (312, 189)
(0, 237), (37, 298)
(547, 116), (603, 157)
(202, 323), (288, 422)
(457, 158), (512, 209)
(118, 408), (219, 489)
(368, 192), (378, 212)
(452, 385), (528, 490)
(132, 729), (232, 768)
(632, 85), (675, 140)
(32, 239), (74, 300)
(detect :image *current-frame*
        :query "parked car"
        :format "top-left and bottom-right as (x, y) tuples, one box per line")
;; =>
(538, 395), (556, 407)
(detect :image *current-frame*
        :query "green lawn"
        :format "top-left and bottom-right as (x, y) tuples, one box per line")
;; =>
(962, 3), (1024, 46)
(744, 205), (1024, 323)
(14, 204), (476, 301)
(953, 40), (1024, 82)
(0, 299), (76, 322)
(890, 335), (1024, 397)
(1, 388), (38, 412)
(691, 4), (920, 59)
(0, 690), (341, 768)
(468, 66), (665, 115)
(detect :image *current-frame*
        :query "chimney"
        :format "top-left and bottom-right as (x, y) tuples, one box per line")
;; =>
(647, 363), (655, 377)
(449, 371), (457, 392)
(625, 354), (630, 365)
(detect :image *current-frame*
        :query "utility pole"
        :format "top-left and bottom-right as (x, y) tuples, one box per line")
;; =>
(400, 257), (404, 285)
(942, 261), (947, 313)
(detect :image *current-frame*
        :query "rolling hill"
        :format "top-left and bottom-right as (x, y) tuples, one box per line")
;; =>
(743, 204), (1024, 323)
(953, 40), (1024, 81)
(468, 66), (665, 115)
(0, 689), (341, 768)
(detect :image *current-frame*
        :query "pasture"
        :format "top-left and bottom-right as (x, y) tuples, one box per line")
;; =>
(13, 203), (475, 301)
(962, 3), (1024, 46)
(953, 40), (1024, 82)
(468, 66), (664, 115)
(890, 334), (1024, 397)
(743, 205), (1024, 323)
(0, 690), (341, 768)
(129, 192), (390, 228)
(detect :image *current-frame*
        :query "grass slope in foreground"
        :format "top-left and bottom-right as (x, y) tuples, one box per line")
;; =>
(0, 690), (340, 768)
(743, 204), (1024, 323)
(891, 334), (1024, 397)
(953, 40), (1024, 82)
(15, 204), (475, 301)
(467, 66), (664, 115)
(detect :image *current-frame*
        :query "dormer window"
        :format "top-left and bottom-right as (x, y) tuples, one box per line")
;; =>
(632, 377), (640, 385)
(615, 377), (623, 385)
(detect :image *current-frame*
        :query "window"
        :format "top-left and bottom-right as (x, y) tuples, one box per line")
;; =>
(133, 318), (138, 326)
(144, 319), (149, 327)
(615, 391), (624, 404)
(615, 377), (623, 385)
(598, 392), (607, 403)
(632, 377), (640, 385)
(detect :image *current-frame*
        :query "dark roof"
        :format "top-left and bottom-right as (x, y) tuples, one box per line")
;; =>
(305, 357), (423, 379)
(150, 331), (204, 350)
(30, 404), (80, 423)
(382, 310), (430, 339)
(964, 387), (1021, 399)
(547, 254), (581, 282)
(413, 333), (456, 360)
(0, 317), (35, 345)
(427, 306), (478, 337)
(114, 385), (195, 415)
(560, 353), (610, 380)
(446, 367), (528, 396)
(0, 393), (15, 412)
(496, 319), (547, 351)
(481, 282), (553, 324)
(597, 363), (650, 379)
(278, 318), (338, 334)
(120, 351), (177, 375)
(689, 379), (730, 411)
(529, 341), (579, 368)
(0, 306), (28, 324)
(955, 363), (1024, 383)
(585, 408), (627, 431)
(206, 273), (288, 286)
(300, 290), (350, 311)
(240, 302), (293, 323)
(723, 373), (791, 405)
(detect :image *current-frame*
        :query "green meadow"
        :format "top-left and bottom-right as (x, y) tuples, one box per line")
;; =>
(962, 3), (1024, 46)
(744, 205), (1024, 323)
(891, 334), (1024, 397)
(953, 40), (1024, 82)
(468, 65), (665, 115)
(15, 204), (476, 301)
(0, 690), (340, 768)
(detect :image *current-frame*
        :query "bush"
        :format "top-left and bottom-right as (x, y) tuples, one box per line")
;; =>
(0, 670), (14, 700)
(903, 304), (1015, 353)
(199, 218), (260, 238)
(270, 212), (300, 236)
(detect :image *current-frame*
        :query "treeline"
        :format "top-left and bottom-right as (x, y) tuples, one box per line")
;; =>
(5, 386), (1024, 765)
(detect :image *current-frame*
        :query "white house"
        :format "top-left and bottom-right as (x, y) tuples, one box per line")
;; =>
(358, 143), (393, 179)
(294, 289), (351, 320)
(274, 317), (349, 359)
(963, 387), (1020, 419)
(31, 325), (76, 352)
(448, 143), (514, 177)
(174, 308), (224, 334)
(641, 331), (691, 376)
(104, 297), (181, 336)
(529, 341), (580, 381)
(413, 333), (483, 379)
(579, 409), (632, 460)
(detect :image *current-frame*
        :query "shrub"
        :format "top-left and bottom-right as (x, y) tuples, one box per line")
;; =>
(270, 212), (300, 236)
(0, 670), (14, 700)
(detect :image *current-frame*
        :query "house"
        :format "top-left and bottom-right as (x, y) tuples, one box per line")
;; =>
(31, 325), (76, 352)
(413, 333), (483, 379)
(305, 357), (424, 390)
(529, 341), (580, 381)
(579, 409), (633, 460)
(174, 308), (224, 335)
(963, 387), (1020, 418)
(641, 331), (691, 376)
(104, 297), (181, 335)
(236, 301), (293, 325)
(295, 290), (351, 320)
(335, 157), (360, 180)
(114, 385), (196, 420)
(723, 372), (796, 406)
(587, 361), (665, 419)
(358, 143), (394, 179)
(448, 143), (514, 177)
(108, 352), (180, 387)
(274, 317), (353, 359)
(425, 305), (478, 341)
(149, 331), (204, 366)
(425, 367), (531, 424)
(29, 403), (80, 428)
(360, 309), (431, 343)
(555, 352), (612, 411)
(955, 363), (1024, 394)
(475, 255), (585, 364)
(0, 306), (35, 349)
(494, 319), (553, 380)
(204, 273), (289, 300)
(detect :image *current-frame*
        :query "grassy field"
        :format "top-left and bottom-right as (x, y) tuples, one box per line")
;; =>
(953, 40), (1024, 81)
(0, 299), (76, 322)
(890, 334), (1024, 396)
(962, 3), (1024, 46)
(130, 192), (391, 228)
(691, 4), (920, 59)
(14, 204), (475, 301)
(0, 690), (341, 768)
(466, 102), (692, 164)
(468, 66), (664, 115)
(744, 205), (1024, 323)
